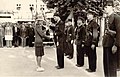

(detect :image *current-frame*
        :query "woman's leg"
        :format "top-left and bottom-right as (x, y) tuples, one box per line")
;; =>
(6, 40), (9, 47)
(21, 38), (23, 47)
(36, 56), (42, 67)
(36, 56), (44, 72)
(9, 40), (12, 47)
(23, 38), (26, 47)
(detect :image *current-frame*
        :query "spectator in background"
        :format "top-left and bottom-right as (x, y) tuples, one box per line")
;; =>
(13, 23), (20, 47)
(2, 23), (6, 46)
(28, 23), (35, 47)
(20, 23), (28, 47)
(25, 24), (29, 46)
(5, 23), (13, 48)
(0, 24), (4, 47)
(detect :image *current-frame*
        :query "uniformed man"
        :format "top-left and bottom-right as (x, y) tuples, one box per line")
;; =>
(53, 13), (66, 69)
(75, 17), (86, 67)
(103, 1), (119, 77)
(85, 9), (99, 72)
(113, 2), (120, 72)
(65, 19), (74, 59)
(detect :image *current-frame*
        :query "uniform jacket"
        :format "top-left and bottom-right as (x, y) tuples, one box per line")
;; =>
(85, 19), (99, 46)
(55, 20), (65, 43)
(75, 25), (86, 45)
(102, 13), (120, 47)
(114, 13), (120, 47)
(55, 20), (66, 54)
(65, 25), (74, 42)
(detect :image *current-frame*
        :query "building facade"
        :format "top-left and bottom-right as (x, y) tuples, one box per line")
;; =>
(0, 0), (50, 23)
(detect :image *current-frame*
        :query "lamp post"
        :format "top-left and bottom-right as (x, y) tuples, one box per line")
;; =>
(35, 0), (38, 20)
(16, 4), (21, 19)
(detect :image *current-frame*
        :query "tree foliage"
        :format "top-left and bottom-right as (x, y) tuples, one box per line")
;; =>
(42, 0), (104, 21)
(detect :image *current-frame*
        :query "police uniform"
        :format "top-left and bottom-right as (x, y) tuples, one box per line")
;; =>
(55, 19), (65, 69)
(65, 24), (74, 59)
(102, 1), (118, 77)
(85, 10), (99, 72)
(75, 24), (86, 66)
(85, 19), (99, 72)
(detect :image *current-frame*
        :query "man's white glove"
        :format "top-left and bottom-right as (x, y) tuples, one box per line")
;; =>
(82, 44), (84, 47)
(57, 42), (59, 46)
(71, 40), (74, 44)
(91, 44), (95, 49)
(112, 45), (117, 54)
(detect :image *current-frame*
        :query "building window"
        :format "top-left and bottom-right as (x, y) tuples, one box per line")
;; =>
(29, 4), (34, 6)
(16, 4), (21, 10)
(29, 4), (34, 11)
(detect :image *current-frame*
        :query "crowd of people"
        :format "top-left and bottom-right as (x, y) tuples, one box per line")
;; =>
(49, 9), (100, 71)
(0, 22), (35, 48)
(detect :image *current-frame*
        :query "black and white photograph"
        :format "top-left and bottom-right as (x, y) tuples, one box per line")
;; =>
(0, 0), (120, 77)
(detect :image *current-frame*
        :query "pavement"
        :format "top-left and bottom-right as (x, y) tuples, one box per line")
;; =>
(0, 45), (120, 77)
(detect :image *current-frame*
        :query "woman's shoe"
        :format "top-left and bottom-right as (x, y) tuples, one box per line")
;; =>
(36, 67), (44, 72)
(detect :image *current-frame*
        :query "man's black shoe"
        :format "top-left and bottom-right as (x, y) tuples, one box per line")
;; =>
(55, 66), (64, 69)
(86, 69), (96, 72)
(76, 64), (83, 67)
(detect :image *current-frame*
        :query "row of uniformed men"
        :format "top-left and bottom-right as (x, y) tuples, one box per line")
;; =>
(52, 9), (100, 73)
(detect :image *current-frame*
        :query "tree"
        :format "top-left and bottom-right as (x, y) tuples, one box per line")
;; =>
(42, 0), (104, 21)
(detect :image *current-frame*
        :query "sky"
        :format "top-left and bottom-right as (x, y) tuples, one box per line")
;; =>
(0, 0), (17, 11)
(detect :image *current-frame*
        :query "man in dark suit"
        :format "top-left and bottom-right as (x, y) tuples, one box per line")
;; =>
(85, 9), (99, 72)
(28, 24), (35, 47)
(102, 1), (118, 77)
(13, 23), (20, 47)
(53, 13), (66, 69)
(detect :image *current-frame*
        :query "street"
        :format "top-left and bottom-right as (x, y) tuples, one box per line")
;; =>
(0, 45), (120, 77)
